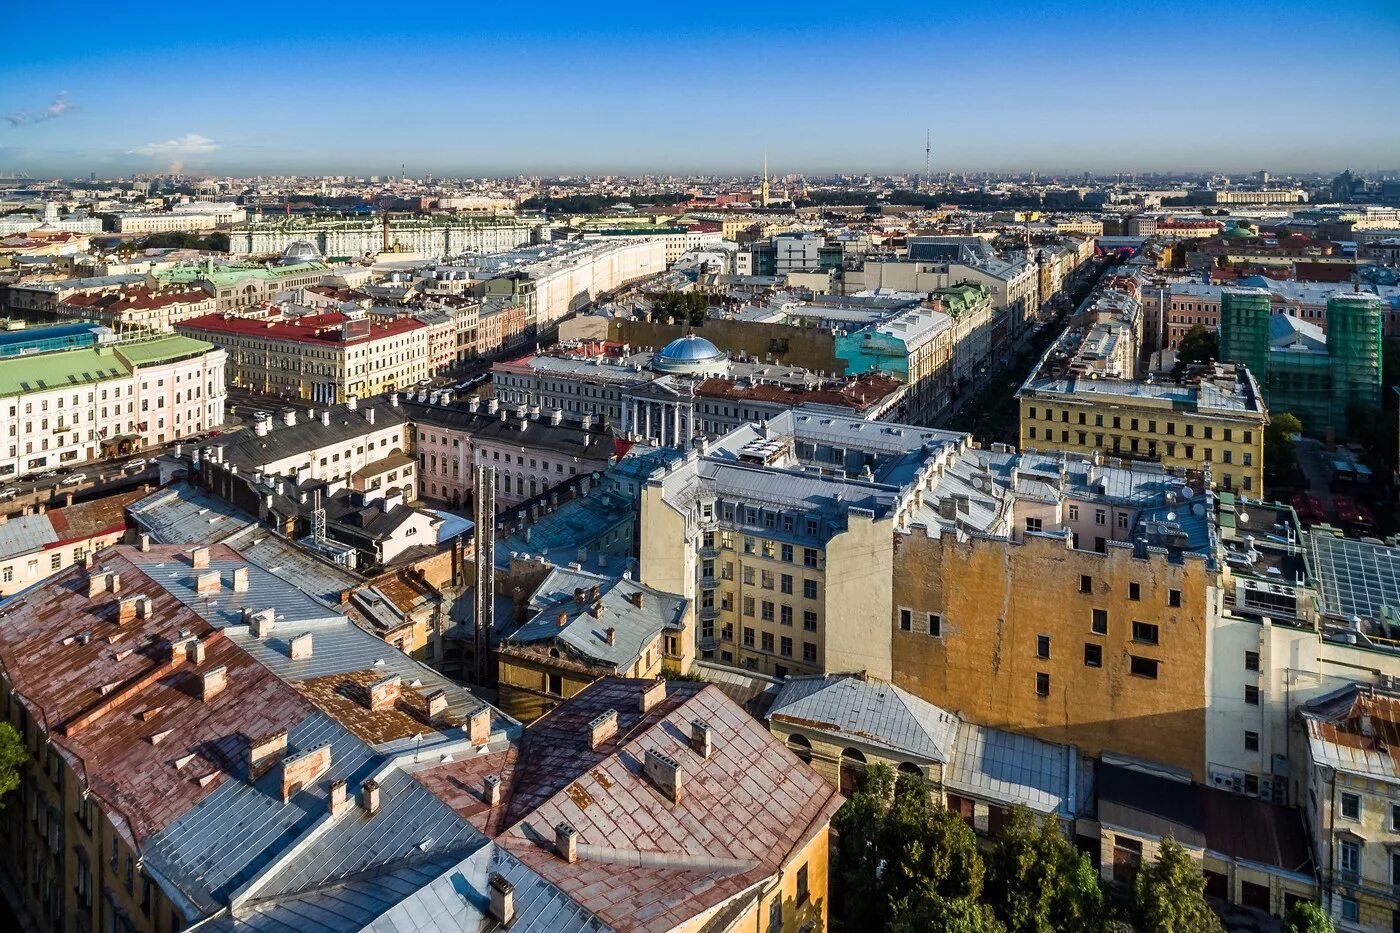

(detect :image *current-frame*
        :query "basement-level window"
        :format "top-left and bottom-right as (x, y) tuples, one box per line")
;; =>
(1129, 656), (1159, 679)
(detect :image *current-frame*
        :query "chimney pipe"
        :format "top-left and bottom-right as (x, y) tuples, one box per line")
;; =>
(468, 705), (492, 745)
(328, 778), (349, 817)
(484, 773), (502, 806)
(555, 822), (578, 863)
(488, 873), (516, 925)
(691, 719), (713, 759)
(360, 779), (381, 815)
(640, 679), (666, 713)
(588, 709), (618, 749)
(199, 665), (227, 702)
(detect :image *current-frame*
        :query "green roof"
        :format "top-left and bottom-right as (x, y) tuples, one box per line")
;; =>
(114, 334), (217, 367)
(153, 261), (326, 288)
(0, 346), (131, 398)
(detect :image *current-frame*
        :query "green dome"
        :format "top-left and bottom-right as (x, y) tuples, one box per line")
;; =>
(1225, 225), (1257, 238)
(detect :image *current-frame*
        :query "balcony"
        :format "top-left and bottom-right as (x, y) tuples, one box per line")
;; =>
(699, 606), (720, 622)
(699, 575), (717, 589)
(698, 636), (718, 651)
(698, 546), (719, 559)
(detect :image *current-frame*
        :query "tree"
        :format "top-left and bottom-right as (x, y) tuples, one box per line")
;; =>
(0, 721), (27, 806)
(890, 896), (1006, 933)
(985, 806), (1104, 933)
(1131, 836), (1223, 933)
(1265, 411), (1304, 478)
(1177, 324), (1218, 365)
(650, 290), (707, 326)
(832, 765), (992, 930)
(1284, 901), (1335, 933)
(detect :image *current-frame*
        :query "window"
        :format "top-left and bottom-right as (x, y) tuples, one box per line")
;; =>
(803, 610), (817, 631)
(1244, 685), (1260, 706)
(761, 632), (774, 652)
(743, 627), (755, 647)
(1131, 621), (1159, 645)
(1392, 802), (1400, 833)
(780, 544), (793, 563)
(1340, 839), (1361, 879)
(780, 574), (793, 595)
(1128, 582), (1141, 601)
(796, 862), (809, 905)
(780, 636), (793, 657)
(1025, 517), (1043, 534)
(1168, 589), (1181, 608)
(1079, 574), (1092, 594)
(547, 673), (563, 696)
(1130, 656), (1159, 679)
(780, 605), (793, 626)
(743, 596), (754, 617)
(761, 601), (774, 622)
(1091, 608), (1108, 635)
(899, 608), (912, 631)
(803, 579), (817, 599)
(1068, 505), (1079, 521)
(1035, 672), (1050, 697)
(1036, 634), (1051, 659)
(803, 548), (818, 567)
(1244, 730), (1259, 752)
(1084, 643), (1102, 667)
(1341, 792), (1361, 821)
(803, 642), (817, 663)
(768, 897), (782, 933)
(927, 613), (942, 637)
(1244, 651), (1260, 672)
(1095, 509), (1106, 526)
(1340, 896), (1359, 923)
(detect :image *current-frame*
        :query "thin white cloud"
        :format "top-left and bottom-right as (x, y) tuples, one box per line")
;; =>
(40, 92), (74, 121)
(129, 133), (219, 158)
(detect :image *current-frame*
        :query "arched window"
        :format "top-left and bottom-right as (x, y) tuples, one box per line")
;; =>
(839, 748), (867, 795)
(897, 761), (924, 780)
(786, 733), (812, 764)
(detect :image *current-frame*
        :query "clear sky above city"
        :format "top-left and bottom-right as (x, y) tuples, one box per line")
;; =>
(3, 0), (1398, 177)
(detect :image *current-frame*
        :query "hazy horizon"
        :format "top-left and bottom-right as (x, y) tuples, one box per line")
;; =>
(4, 1), (1398, 178)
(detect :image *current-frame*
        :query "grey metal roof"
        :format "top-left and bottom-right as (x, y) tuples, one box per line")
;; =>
(768, 674), (959, 763)
(363, 842), (611, 933)
(221, 525), (364, 606)
(213, 399), (408, 471)
(509, 568), (687, 669)
(128, 483), (257, 545)
(943, 721), (1076, 819)
(128, 552), (346, 630)
(0, 513), (59, 561)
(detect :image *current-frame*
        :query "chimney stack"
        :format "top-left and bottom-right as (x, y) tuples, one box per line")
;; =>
(588, 709), (618, 749)
(589, 601), (604, 619)
(277, 743), (331, 803)
(630, 591), (645, 609)
(484, 773), (502, 806)
(556, 610), (569, 627)
(117, 595), (140, 625)
(231, 566), (249, 592)
(248, 608), (276, 638)
(555, 822), (578, 863)
(360, 779), (381, 815)
(138, 533), (151, 552)
(604, 627), (616, 646)
(424, 688), (448, 723)
(199, 665), (227, 702)
(468, 705), (491, 745)
(328, 778), (349, 817)
(191, 546), (210, 569)
(690, 719), (712, 759)
(195, 570), (221, 596)
(367, 674), (402, 712)
(643, 749), (683, 803)
(244, 729), (288, 779)
(136, 595), (153, 620)
(289, 632), (313, 660)
(488, 873), (516, 925)
(640, 679), (665, 714)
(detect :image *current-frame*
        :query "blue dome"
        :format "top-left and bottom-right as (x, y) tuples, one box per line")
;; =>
(651, 335), (729, 376)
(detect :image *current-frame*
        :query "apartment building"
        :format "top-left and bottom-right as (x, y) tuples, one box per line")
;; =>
(401, 393), (616, 509)
(58, 285), (218, 332)
(496, 567), (691, 721)
(4, 274), (145, 316)
(176, 311), (427, 404)
(0, 542), (513, 933)
(151, 259), (329, 312)
(1300, 686), (1400, 931)
(639, 410), (971, 680)
(227, 214), (536, 258)
(0, 489), (147, 596)
(889, 448), (1219, 779)
(0, 333), (227, 479)
(1020, 277), (1268, 494)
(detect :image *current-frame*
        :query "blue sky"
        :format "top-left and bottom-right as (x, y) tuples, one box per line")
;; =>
(3, 0), (1398, 177)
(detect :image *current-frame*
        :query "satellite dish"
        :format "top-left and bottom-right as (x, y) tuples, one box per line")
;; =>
(1166, 512), (1177, 521)
(1238, 512), (1250, 524)
(1179, 486), (1195, 499)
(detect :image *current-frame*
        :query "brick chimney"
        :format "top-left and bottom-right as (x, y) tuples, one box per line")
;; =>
(589, 601), (604, 619)
(630, 591), (645, 609)
(278, 742), (331, 802)
(690, 719), (712, 760)
(136, 595), (153, 620)
(556, 610), (568, 627)
(88, 571), (116, 598)
(573, 587), (585, 604)
(589, 584), (601, 601)
(191, 546), (210, 569)
(588, 709), (618, 749)
(604, 627), (616, 646)
(468, 705), (491, 745)
(424, 688), (448, 723)
(195, 570), (220, 596)
(244, 729), (288, 779)
(361, 778), (380, 815)
(640, 679), (665, 713)
(289, 632), (313, 660)
(555, 822), (578, 863)
(199, 665), (227, 702)
(328, 778), (349, 816)
(231, 566), (249, 593)
(117, 595), (140, 625)
(248, 608), (275, 638)
(643, 748), (683, 803)
(488, 873), (516, 925)
(484, 774), (502, 806)
(367, 674), (402, 712)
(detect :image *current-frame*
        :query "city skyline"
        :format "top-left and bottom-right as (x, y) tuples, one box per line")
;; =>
(3, 0), (1398, 177)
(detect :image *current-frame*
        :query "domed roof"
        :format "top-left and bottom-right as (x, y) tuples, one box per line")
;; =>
(651, 334), (729, 376)
(1225, 225), (1257, 239)
(280, 240), (323, 263)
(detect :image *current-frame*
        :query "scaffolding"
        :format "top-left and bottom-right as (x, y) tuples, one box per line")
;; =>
(1219, 288), (1272, 386)
(1326, 294), (1383, 435)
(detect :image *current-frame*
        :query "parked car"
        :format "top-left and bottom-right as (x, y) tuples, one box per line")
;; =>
(60, 473), (87, 486)
(123, 458), (148, 471)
